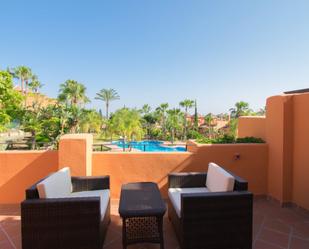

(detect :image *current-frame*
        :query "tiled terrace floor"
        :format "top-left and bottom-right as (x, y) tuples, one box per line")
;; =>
(0, 198), (308, 249)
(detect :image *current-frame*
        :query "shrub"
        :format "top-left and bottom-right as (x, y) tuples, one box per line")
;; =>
(35, 134), (51, 143)
(196, 135), (265, 144)
(187, 130), (203, 139)
(236, 136), (265, 143)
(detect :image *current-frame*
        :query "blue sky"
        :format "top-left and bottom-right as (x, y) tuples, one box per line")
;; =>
(1, 0), (309, 114)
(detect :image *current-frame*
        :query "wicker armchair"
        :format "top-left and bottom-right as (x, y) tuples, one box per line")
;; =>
(21, 175), (110, 249)
(168, 170), (253, 249)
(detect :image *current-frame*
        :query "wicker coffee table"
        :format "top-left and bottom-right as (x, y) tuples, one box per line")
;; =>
(119, 182), (166, 249)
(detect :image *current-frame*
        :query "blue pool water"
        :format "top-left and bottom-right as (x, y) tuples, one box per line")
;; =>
(114, 140), (186, 152)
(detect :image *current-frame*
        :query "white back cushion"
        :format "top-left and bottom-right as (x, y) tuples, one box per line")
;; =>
(206, 163), (235, 192)
(37, 167), (72, 198)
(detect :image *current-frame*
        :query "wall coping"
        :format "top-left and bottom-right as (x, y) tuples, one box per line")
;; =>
(0, 150), (57, 154)
(238, 116), (266, 119)
(93, 151), (192, 155)
(188, 139), (267, 148)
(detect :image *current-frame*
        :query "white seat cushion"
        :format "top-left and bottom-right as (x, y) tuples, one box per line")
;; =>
(168, 187), (209, 218)
(70, 190), (110, 218)
(206, 163), (235, 192)
(37, 167), (72, 198)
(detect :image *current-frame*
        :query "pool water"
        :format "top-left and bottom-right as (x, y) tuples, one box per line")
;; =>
(114, 140), (186, 152)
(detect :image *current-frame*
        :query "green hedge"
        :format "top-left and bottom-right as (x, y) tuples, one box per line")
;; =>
(196, 135), (265, 144)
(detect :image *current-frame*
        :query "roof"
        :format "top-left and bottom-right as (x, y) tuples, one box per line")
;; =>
(284, 88), (309, 94)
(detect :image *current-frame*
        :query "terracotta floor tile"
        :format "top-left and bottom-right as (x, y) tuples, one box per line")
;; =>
(263, 218), (291, 234)
(0, 229), (9, 242)
(103, 238), (123, 249)
(0, 238), (14, 249)
(103, 228), (122, 247)
(293, 222), (309, 239)
(0, 199), (308, 249)
(254, 239), (285, 249)
(289, 237), (309, 249)
(258, 228), (290, 248)
(10, 234), (21, 249)
(1, 222), (21, 239)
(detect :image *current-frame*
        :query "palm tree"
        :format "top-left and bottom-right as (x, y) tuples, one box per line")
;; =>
(257, 106), (266, 116)
(155, 103), (169, 139)
(179, 99), (194, 140)
(204, 113), (215, 138)
(194, 100), (198, 130)
(140, 104), (151, 115)
(13, 66), (32, 94)
(95, 89), (120, 119)
(166, 108), (184, 144)
(110, 108), (143, 150)
(229, 101), (251, 118)
(29, 75), (43, 93)
(58, 80), (89, 107)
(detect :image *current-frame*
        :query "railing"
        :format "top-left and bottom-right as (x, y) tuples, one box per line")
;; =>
(92, 142), (189, 152)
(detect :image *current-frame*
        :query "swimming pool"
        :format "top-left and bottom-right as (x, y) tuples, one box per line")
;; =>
(114, 140), (186, 152)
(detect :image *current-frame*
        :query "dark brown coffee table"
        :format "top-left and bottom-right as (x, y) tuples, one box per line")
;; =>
(119, 182), (166, 249)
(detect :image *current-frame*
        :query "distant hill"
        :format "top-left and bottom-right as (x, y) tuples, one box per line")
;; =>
(13, 86), (57, 108)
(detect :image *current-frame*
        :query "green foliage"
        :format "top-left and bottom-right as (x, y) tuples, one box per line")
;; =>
(35, 134), (52, 143)
(79, 109), (102, 133)
(58, 80), (89, 106)
(193, 100), (198, 130)
(196, 134), (265, 144)
(95, 88), (120, 119)
(179, 99), (194, 110)
(141, 112), (158, 139)
(166, 108), (184, 144)
(179, 99), (194, 140)
(0, 70), (23, 130)
(0, 65), (269, 151)
(155, 103), (169, 139)
(140, 104), (151, 115)
(236, 137), (265, 143)
(28, 74), (43, 93)
(110, 108), (144, 141)
(12, 66), (32, 93)
(187, 130), (203, 139)
(229, 101), (252, 118)
(229, 118), (238, 137)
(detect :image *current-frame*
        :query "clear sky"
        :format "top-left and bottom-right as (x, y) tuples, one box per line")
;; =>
(1, 0), (309, 114)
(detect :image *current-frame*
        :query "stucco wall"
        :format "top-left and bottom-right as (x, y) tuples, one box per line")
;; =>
(292, 93), (309, 210)
(93, 143), (268, 198)
(59, 134), (93, 176)
(238, 116), (266, 141)
(266, 96), (286, 202)
(0, 151), (58, 203)
(188, 143), (268, 195)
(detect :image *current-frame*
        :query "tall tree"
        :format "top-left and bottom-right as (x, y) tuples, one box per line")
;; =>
(0, 70), (23, 131)
(95, 88), (120, 119)
(166, 108), (184, 144)
(140, 104), (151, 115)
(179, 99), (194, 140)
(110, 108), (143, 150)
(58, 80), (89, 133)
(13, 66), (32, 94)
(194, 100), (198, 130)
(58, 80), (89, 107)
(155, 103), (169, 139)
(204, 113), (215, 138)
(229, 101), (251, 118)
(29, 74), (43, 93)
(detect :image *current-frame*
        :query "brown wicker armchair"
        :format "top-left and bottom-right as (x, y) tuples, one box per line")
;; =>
(168, 170), (253, 249)
(21, 175), (110, 249)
